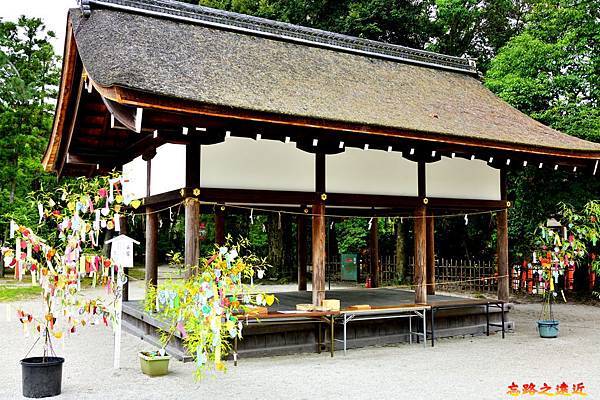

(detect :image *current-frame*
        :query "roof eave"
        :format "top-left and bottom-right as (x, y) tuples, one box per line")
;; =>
(91, 82), (600, 163)
(42, 16), (79, 173)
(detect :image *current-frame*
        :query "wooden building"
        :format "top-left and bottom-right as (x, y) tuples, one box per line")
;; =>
(44, 0), (600, 313)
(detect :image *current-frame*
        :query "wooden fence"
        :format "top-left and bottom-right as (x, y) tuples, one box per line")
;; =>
(319, 254), (499, 293)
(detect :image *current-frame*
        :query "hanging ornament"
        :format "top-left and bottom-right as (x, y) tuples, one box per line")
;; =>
(464, 214), (469, 225)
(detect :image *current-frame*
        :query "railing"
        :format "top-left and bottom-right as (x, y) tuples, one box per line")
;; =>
(375, 255), (497, 292)
(315, 254), (501, 293)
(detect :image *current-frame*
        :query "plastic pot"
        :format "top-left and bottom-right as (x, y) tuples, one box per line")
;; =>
(537, 320), (559, 338)
(20, 356), (64, 398)
(139, 352), (171, 376)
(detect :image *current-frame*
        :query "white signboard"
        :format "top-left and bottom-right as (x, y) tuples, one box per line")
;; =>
(105, 234), (139, 369)
(106, 235), (139, 270)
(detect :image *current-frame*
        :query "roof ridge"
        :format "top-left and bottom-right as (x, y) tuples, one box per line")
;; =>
(80, 0), (478, 75)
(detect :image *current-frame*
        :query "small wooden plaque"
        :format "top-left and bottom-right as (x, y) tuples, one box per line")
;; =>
(347, 304), (371, 310)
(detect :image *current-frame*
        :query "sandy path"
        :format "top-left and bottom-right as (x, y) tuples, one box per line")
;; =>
(1, 294), (598, 399)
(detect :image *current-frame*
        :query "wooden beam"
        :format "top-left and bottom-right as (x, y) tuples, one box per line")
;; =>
(316, 153), (325, 194)
(215, 206), (225, 246)
(42, 20), (78, 172)
(312, 202), (326, 306)
(369, 217), (380, 288)
(145, 208), (158, 289)
(418, 160), (426, 197)
(413, 205), (427, 304)
(57, 74), (86, 177)
(497, 169), (510, 301)
(185, 143), (201, 188)
(184, 198), (201, 277)
(297, 213), (307, 291)
(426, 211), (435, 295)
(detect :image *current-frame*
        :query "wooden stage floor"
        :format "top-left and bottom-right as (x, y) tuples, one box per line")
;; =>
(268, 288), (458, 311)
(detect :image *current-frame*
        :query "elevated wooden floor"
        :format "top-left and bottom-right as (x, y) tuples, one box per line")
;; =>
(122, 288), (513, 360)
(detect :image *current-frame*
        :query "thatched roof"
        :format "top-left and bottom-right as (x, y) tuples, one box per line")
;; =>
(68, 0), (600, 155)
(43, 0), (600, 175)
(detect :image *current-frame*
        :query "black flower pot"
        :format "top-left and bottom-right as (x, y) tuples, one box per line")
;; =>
(20, 357), (64, 398)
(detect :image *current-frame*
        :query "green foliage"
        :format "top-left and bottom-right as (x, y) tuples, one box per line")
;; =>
(0, 16), (60, 241)
(145, 239), (273, 379)
(430, 0), (529, 69)
(486, 0), (600, 263)
(0, 283), (41, 302)
(486, 0), (599, 142)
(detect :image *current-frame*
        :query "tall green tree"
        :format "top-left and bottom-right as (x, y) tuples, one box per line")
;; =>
(430, 0), (530, 70)
(485, 0), (600, 261)
(0, 17), (60, 239)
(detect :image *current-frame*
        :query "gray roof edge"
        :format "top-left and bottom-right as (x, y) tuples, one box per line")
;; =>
(80, 0), (479, 75)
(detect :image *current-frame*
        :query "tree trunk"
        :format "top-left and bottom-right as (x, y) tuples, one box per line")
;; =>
(8, 154), (17, 203)
(267, 214), (285, 278)
(395, 219), (406, 283)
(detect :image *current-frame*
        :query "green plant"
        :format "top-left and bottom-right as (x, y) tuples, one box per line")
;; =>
(145, 238), (275, 379)
(1, 175), (137, 357)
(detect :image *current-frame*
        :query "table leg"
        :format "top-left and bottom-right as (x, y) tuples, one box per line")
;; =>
(501, 303), (505, 339)
(430, 308), (436, 347)
(343, 314), (347, 355)
(486, 303), (490, 336)
(330, 316), (334, 357)
(409, 315), (413, 344)
(423, 309), (427, 348)
(317, 322), (322, 354)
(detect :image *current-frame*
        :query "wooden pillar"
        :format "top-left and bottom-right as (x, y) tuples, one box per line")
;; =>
(426, 212), (435, 295)
(414, 205), (427, 303)
(215, 206), (225, 246)
(497, 168), (509, 301)
(185, 143), (201, 277)
(414, 160), (427, 303)
(145, 208), (158, 289)
(184, 198), (200, 277)
(144, 152), (158, 291)
(369, 217), (380, 288)
(312, 203), (326, 305)
(297, 213), (307, 291)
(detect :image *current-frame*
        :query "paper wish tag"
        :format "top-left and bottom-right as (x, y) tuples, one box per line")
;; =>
(196, 347), (207, 366)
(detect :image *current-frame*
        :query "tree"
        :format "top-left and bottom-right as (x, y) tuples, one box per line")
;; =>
(198, 0), (435, 48)
(486, 0), (599, 141)
(0, 17), (60, 240)
(485, 0), (600, 262)
(430, 0), (530, 70)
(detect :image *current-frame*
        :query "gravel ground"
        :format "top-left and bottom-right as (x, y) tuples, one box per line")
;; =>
(1, 290), (598, 399)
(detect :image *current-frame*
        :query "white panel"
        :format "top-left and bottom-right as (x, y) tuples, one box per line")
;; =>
(201, 137), (314, 191)
(426, 157), (500, 200)
(150, 143), (186, 195)
(122, 156), (147, 199)
(326, 148), (418, 196)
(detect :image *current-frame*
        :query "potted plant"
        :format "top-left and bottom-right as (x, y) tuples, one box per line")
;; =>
(145, 239), (275, 379)
(2, 175), (136, 397)
(532, 207), (588, 338)
(536, 254), (560, 338)
(139, 350), (172, 377)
